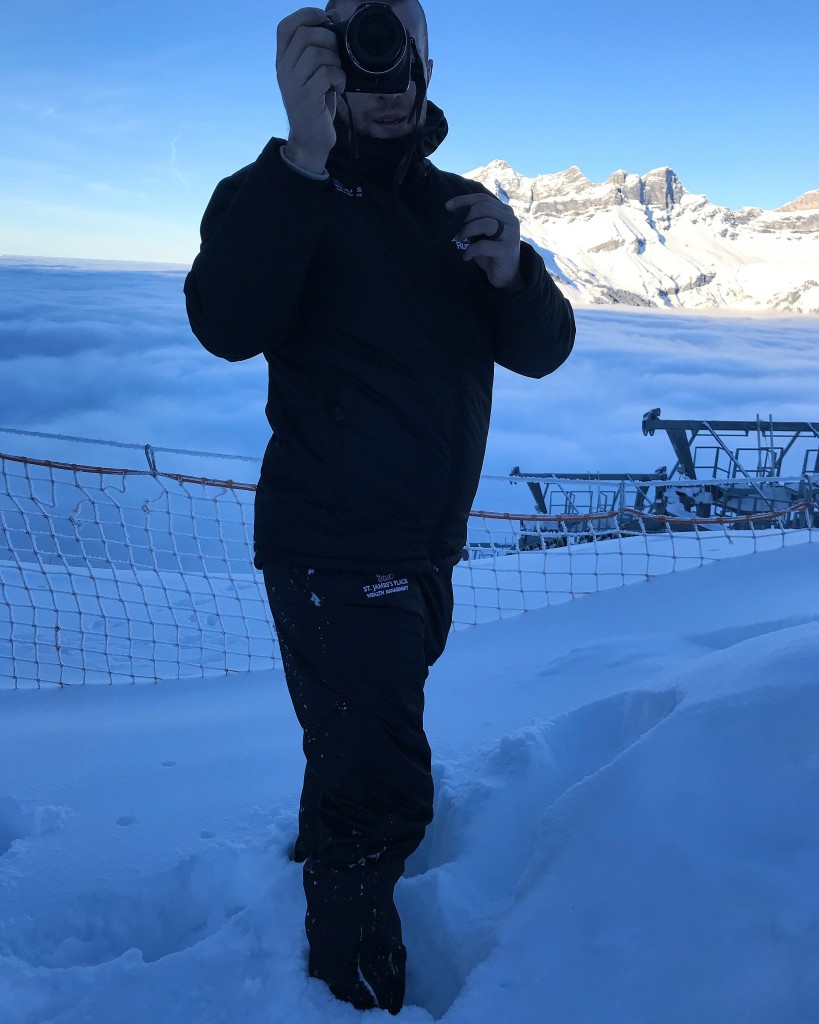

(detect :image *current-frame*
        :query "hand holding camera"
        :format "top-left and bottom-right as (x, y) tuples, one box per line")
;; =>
(277, 4), (424, 175)
(276, 7), (346, 176)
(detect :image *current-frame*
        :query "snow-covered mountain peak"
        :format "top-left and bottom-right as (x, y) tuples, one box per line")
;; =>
(467, 163), (594, 205)
(603, 167), (688, 211)
(463, 160), (819, 314)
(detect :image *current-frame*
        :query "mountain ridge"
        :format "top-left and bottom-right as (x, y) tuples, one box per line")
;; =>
(463, 162), (819, 313)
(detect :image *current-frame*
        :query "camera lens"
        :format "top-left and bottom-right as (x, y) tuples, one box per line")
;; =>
(347, 7), (406, 74)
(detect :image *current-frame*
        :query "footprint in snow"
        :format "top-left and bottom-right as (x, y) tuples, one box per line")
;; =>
(0, 797), (28, 857)
(1, 834), (286, 969)
(0, 798), (71, 857)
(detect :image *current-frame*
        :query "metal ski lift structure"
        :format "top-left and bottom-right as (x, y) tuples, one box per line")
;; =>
(640, 409), (819, 476)
(494, 409), (819, 554)
(640, 409), (819, 519)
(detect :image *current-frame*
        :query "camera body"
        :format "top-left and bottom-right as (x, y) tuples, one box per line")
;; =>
(328, 1), (417, 94)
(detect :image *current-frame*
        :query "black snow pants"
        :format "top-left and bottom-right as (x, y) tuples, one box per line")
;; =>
(262, 561), (454, 1014)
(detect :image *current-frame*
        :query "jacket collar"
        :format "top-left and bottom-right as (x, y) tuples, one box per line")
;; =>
(329, 101), (448, 188)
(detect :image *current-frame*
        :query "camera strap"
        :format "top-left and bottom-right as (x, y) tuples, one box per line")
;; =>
(392, 39), (427, 189)
(338, 92), (360, 164)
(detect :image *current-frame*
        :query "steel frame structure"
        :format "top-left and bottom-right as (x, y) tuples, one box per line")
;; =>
(504, 410), (819, 540)
(640, 409), (819, 481)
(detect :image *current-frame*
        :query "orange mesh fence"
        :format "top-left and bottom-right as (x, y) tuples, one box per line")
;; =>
(1, 451), (815, 687)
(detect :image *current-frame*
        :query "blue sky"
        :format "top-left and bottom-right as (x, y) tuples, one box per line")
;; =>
(1, 0), (817, 262)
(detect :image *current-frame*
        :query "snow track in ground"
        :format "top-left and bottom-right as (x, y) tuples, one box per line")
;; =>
(401, 688), (682, 1017)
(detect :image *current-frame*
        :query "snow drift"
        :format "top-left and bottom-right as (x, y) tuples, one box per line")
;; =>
(1, 542), (817, 1023)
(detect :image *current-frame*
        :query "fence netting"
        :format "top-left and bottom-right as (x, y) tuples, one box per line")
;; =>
(1, 451), (815, 688)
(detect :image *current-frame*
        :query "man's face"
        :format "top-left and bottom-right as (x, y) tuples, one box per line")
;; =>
(333, 0), (433, 139)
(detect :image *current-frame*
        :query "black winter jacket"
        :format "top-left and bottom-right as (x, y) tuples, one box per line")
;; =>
(185, 103), (575, 573)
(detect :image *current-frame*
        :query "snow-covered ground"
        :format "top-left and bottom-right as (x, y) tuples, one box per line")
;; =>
(2, 541), (817, 1024)
(1, 259), (817, 1022)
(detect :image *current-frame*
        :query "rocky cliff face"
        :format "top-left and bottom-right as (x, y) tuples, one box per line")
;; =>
(464, 162), (819, 314)
(778, 189), (819, 213)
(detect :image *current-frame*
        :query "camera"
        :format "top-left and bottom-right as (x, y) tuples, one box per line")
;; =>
(328, 2), (419, 94)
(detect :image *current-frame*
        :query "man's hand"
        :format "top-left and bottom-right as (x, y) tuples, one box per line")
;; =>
(277, 8), (346, 175)
(445, 193), (524, 292)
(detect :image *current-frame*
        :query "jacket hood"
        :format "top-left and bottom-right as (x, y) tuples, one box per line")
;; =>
(417, 101), (448, 158)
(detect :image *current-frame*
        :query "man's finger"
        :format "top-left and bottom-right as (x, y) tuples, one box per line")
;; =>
(463, 240), (516, 263)
(445, 192), (506, 212)
(303, 62), (346, 97)
(292, 47), (342, 88)
(277, 7), (334, 56)
(447, 197), (518, 233)
(458, 216), (507, 242)
(467, 204), (515, 224)
(279, 25), (340, 70)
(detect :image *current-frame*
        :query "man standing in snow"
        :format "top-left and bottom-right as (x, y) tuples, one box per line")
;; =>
(184, 0), (574, 1013)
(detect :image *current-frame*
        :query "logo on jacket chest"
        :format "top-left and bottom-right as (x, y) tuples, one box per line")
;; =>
(332, 177), (364, 200)
(330, 177), (472, 255)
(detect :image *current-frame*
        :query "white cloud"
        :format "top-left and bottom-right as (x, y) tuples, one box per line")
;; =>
(1, 261), (817, 495)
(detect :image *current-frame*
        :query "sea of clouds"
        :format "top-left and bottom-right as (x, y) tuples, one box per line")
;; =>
(1, 256), (817, 496)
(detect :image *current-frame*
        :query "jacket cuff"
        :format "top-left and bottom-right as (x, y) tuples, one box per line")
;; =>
(254, 137), (333, 212)
(279, 145), (330, 181)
